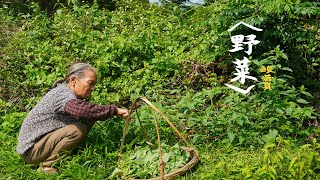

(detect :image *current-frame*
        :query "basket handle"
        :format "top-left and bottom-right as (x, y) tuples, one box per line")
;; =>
(137, 97), (192, 148)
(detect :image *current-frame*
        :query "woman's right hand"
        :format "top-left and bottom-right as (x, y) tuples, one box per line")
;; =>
(116, 108), (129, 118)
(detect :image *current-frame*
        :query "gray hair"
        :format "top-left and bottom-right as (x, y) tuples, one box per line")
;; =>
(51, 63), (97, 89)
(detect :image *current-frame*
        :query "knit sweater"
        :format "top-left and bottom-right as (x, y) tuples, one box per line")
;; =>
(16, 84), (117, 155)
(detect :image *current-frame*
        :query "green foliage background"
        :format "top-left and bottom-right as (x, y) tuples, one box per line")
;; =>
(0, 0), (319, 179)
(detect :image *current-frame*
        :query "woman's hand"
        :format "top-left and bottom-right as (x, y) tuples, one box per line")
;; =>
(116, 108), (129, 118)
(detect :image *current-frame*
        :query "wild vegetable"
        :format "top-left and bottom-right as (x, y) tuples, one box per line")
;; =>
(110, 143), (190, 179)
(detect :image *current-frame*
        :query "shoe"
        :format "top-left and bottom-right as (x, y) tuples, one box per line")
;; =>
(42, 166), (58, 174)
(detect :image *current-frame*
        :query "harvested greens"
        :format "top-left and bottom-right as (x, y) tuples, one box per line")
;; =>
(110, 143), (190, 179)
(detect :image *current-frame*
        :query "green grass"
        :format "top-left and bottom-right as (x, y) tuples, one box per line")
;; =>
(1, 126), (320, 179)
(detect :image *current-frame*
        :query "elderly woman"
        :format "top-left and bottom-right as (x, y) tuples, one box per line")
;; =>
(16, 63), (128, 173)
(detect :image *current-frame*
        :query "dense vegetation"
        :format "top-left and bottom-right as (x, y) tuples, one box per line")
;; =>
(0, 0), (319, 179)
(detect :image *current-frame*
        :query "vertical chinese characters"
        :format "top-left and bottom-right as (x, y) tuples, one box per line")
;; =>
(225, 22), (263, 94)
(260, 65), (274, 90)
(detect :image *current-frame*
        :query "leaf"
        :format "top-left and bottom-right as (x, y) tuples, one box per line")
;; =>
(162, 152), (170, 163)
(269, 129), (278, 138)
(281, 67), (292, 72)
(275, 108), (284, 115)
(228, 132), (235, 143)
(296, 98), (309, 104)
(191, 134), (202, 144)
(239, 135), (246, 144)
(288, 158), (297, 171)
(301, 144), (311, 150)
(236, 119), (244, 126)
(300, 91), (313, 97)
(109, 168), (124, 179)
(264, 143), (276, 149)
(56, 9), (63, 15)
(269, 166), (277, 176)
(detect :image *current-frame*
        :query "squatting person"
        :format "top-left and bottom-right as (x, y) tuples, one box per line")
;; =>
(16, 63), (129, 173)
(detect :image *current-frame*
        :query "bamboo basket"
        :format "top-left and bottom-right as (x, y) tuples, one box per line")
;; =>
(118, 97), (200, 180)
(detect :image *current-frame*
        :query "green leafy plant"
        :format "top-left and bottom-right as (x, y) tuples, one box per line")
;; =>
(110, 143), (190, 179)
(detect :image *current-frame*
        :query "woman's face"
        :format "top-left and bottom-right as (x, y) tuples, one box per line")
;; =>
(71, 70), (97, 99)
